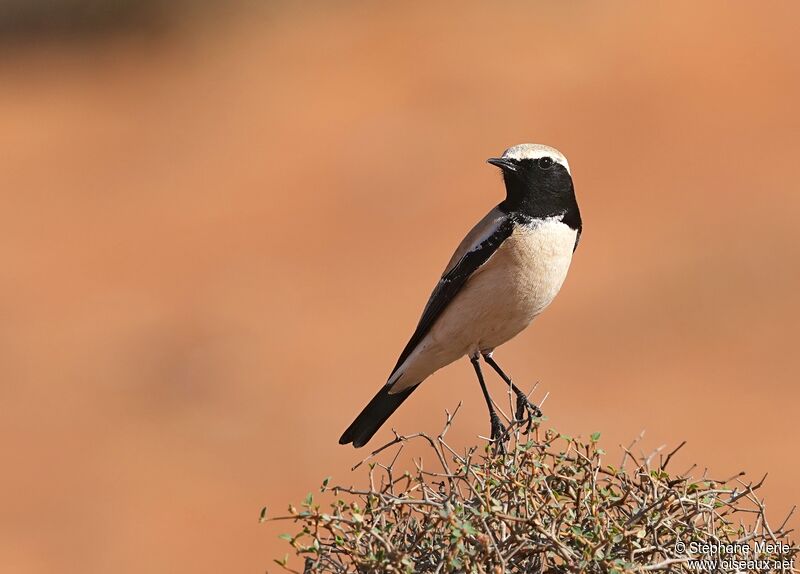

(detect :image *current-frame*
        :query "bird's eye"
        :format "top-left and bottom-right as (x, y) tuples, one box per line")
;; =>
(538, 157), (554, 170)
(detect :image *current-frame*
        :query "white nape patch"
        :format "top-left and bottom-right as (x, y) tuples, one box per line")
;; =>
(501, 143), (571, 175)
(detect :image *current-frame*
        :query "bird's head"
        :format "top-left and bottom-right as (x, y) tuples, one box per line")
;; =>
(488, 143), (576, 217)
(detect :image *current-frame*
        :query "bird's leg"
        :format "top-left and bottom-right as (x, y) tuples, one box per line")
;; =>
(470, 354), (508, 451)
(482, 353), (542, 433)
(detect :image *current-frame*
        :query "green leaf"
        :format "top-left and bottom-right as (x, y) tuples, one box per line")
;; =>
(461, 521), (477, 535)
(590, 431), (601, 442)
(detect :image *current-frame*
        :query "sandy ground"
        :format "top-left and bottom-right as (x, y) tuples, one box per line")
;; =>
(0, 2), (798, 572)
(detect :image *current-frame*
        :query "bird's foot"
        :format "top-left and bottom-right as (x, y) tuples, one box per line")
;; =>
(514, 392), (542, 434)
(489, 412), (509, 453)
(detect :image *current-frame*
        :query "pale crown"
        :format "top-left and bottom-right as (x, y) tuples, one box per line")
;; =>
(501, 143), (570, 175)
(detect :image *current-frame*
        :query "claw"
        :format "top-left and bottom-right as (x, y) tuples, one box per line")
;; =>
(489, 412), (509, 453)
(514, 393), (542, 434)
(514, 399), (526, 422)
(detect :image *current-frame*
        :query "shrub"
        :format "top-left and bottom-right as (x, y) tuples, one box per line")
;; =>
(265, 405), (797, 573)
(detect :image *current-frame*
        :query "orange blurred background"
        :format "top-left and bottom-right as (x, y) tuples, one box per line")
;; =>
(1, 2), (798, 572)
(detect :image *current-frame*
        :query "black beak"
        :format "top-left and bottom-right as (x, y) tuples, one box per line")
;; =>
(487, 157), (518, 172)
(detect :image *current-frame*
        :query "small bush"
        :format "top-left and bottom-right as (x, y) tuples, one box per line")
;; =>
(265, 405), (797, 573)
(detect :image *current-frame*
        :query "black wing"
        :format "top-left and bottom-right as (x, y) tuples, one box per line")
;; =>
(387, 216), (515, 381)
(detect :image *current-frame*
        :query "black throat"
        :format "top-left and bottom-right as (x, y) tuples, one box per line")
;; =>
(497, 162), (582, 233)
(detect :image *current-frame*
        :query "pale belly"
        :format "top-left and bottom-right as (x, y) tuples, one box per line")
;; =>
(390, 219), (577, 392)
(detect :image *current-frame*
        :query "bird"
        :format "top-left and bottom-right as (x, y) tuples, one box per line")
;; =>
(339, 143), (582, 449)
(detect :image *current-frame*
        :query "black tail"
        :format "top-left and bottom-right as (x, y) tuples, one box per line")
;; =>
(339, 384), (419, 448)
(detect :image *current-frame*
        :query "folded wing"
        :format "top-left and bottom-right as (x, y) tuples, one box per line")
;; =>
(387, 209), (515, 384)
